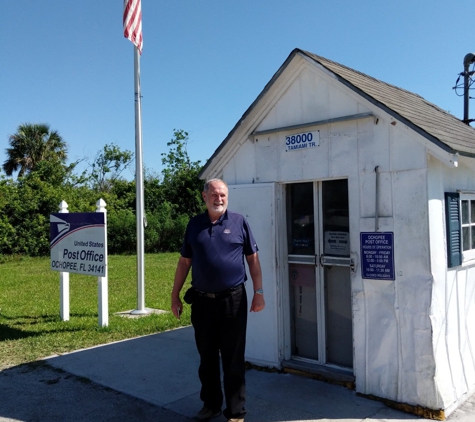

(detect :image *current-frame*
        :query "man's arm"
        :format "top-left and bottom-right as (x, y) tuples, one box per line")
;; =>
(246, 252), (265, 312)
(171, 256), (192, 319)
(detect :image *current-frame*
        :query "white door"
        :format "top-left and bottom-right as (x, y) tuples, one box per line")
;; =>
(227, 183), (279, 366)
(287, 179), (353, 369)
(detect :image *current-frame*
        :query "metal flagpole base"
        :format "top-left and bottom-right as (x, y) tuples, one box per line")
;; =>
(114, 308), (167, 319)
(130, 308), (152, 315)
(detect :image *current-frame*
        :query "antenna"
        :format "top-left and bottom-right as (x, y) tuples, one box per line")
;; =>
(463, 53), (475, 124)
(453, 53), (475, 124)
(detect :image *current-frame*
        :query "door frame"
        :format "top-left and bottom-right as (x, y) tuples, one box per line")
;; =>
(280, 179), (354, 371)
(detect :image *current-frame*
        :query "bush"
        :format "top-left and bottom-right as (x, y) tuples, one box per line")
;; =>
(107, 209), (136, 254)
(145, 203), (188, 253)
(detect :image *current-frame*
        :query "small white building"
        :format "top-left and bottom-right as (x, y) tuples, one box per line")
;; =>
(199, 49), (475, 419)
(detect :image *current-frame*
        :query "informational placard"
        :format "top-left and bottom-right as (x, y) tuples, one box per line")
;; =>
(284, 130), (320, 152)
(360, 232), (395, 280)
(50, 213), (106, 277)
(324, 231), (350, 256)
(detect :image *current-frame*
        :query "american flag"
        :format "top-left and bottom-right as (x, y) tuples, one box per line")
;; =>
(123, 0), (143, 54)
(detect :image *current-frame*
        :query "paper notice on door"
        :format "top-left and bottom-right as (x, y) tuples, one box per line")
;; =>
(324, 231), (350, 256)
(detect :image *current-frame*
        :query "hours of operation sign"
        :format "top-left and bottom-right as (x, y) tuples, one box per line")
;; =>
(360, 232), (395, 280)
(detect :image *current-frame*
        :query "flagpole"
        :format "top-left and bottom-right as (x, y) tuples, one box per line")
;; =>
(131, 45), (148, 315)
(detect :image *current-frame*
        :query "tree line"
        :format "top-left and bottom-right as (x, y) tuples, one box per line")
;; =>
(0, 124), (204, 257)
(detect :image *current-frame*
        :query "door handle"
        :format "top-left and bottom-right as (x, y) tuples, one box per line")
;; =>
(320, 255), (352, 267)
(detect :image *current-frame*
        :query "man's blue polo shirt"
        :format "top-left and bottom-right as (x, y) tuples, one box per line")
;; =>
(181, 210), (258, 293)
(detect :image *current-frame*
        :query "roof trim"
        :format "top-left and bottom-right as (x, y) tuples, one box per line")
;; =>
(252, 112), (374, 137)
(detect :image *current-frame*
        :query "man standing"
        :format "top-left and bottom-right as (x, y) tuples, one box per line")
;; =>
(171, 178), (265, 422)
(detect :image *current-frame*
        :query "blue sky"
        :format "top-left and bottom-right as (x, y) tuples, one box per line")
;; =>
(1, 0), (474, 179)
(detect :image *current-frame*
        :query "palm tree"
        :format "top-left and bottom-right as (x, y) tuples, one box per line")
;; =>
(3, 123), (68, 177)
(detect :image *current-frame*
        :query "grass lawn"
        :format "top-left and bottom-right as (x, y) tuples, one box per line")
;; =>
(0, 253), (191, 370)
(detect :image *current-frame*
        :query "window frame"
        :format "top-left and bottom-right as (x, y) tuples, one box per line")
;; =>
(460, 192), (475, 262)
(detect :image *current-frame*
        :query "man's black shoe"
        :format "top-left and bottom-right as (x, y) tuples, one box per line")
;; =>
(195, 406), (222, 421)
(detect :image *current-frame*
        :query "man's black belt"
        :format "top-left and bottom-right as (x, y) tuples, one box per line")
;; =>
(194, 283), (243, 299)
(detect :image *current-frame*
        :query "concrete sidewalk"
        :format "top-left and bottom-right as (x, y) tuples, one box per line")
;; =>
(1, 326), (474, 421)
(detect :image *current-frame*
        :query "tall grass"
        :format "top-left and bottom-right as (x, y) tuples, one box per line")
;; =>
(0, 253), (191, 369)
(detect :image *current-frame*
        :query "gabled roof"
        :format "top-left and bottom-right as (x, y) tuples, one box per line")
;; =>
(200, 48), (475, 177)
(301, 50), (475, 155)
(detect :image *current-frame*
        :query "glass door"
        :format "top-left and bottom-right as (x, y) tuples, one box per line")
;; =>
(287, 180), (353, 369)
(321, 180), (353, 368)
(287, 182), (318, 360)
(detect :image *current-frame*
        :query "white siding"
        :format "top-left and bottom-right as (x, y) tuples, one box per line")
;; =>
(427, 156), (475, 412)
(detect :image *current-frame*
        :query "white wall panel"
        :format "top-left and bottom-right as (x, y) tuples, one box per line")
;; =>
(301, 143), (330, 180)
(254, 135), (279, 182)
(299, 68), (324, 120)
(256, 107), (278, 134)
(328, 122), (358, 178)
(222, 158), (236, 185)
(227, 184), (279, 366)
(462, 270), (475, 382)
(363, 279), (399, 399)
(359, 172), (377, 218)
(273, 77), (303, 127)
(231, 140), (256, 184)
(358, 170), (393, 220)
(358, 121), (389, 174)
(393, 168), (430, 273)
(327, 79), (360, 117)
(391, 126), (427, 172)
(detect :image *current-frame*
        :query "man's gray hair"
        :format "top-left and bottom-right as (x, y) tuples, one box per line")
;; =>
(203, 178), (228, 192)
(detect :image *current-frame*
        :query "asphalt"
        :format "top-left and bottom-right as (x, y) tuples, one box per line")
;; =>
(1, 326), (474, 422)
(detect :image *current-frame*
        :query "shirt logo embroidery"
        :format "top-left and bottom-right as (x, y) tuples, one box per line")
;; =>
(223, 229), (231, 234)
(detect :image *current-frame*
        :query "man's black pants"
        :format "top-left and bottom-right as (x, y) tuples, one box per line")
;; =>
(191, 284), (247, 420)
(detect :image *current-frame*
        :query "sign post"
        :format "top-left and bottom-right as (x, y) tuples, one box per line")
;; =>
(50, 199), (108, 327)
(58, 200), (70, 321)
(96, 199), (108, 327)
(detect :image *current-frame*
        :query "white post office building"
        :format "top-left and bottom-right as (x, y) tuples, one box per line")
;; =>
(199, 49), (475, 419)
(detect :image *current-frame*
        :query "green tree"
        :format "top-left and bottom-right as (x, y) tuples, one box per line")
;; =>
(89, 143), (134, 192)
(160, 129), (204, 217)
(3, 123), (68, 177)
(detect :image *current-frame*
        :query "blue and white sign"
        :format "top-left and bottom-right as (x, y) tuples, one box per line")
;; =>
(285, 131), (319, 152)
(50, 213), (106, 277)
(360, 232), (395, 280)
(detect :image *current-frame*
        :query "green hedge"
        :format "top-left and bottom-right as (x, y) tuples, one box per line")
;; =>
(0, 174), (202, 257)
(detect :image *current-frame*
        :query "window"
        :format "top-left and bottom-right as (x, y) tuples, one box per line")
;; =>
(445, 192), (475, 267)
(460, 194), (475, 261)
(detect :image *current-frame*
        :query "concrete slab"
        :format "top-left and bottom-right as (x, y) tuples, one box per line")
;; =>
(8, 325), (470, 422)
(46, 327), (200, 407)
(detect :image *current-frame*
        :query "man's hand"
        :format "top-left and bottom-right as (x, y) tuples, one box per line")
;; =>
(171, 256), (191, 319)
(171, 296), (183, 319)
(250, 293), (265, 312)
(246, 252), (264, 313)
